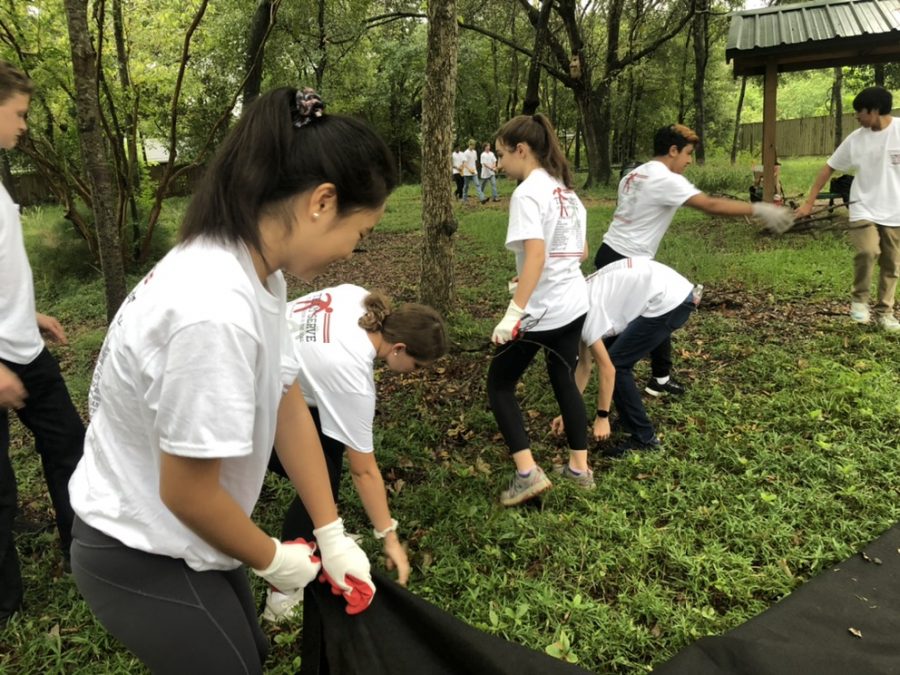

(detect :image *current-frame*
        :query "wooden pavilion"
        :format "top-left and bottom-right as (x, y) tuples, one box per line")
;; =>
(726, 0), (900, 200)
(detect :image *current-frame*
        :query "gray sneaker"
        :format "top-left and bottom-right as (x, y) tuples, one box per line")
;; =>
(500, 466), (552, 506)
(553, 464), (596, 489)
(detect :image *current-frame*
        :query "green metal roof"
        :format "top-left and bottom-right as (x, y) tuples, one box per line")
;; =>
(727, 0), (900, 74)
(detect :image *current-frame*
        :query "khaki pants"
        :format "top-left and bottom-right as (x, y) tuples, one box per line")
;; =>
(848, 221), (900, 316)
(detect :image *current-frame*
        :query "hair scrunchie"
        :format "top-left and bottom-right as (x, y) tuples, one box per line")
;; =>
(293, 87), (326, 128)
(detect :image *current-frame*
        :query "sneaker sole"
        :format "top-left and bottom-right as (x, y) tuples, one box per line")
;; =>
(499, 477), (552, 506)
(644, 387), (664, 397)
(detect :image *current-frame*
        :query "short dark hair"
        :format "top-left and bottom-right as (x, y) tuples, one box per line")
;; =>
(0, 61), (33, 104)
(180, 87), (397, 252)
(653, 124), (699, 156)
(852, 86), (892, 115)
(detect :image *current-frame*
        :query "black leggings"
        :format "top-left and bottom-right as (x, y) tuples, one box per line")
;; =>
(70, 517), (268, 675)
(594, 243), (672, 378)
(487, 314), (588, 454)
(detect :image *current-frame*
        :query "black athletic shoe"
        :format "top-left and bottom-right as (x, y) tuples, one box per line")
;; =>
(603, 437), (661, 459)
(645, 378), (686, 397)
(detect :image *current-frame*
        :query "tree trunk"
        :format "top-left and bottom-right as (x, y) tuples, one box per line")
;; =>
(874, 64), (885, 87)
(63, 0), (126, 321)
(419, 0), (458, 315)
(243, 0), (273, 106)
(730, 76), (747, 164)
(677, 32), (692, 123)
(522, 0), (553, 115)
(691, 0), (709, 163)
(575, 87), (605, 188)
(313, 0), (327, 90)
(832, 66), (843, 150)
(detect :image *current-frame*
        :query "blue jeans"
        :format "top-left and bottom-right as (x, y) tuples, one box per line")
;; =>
(462, 175), (484, 201)
(604, 296), (695, 444)
(481, 175), (498, 199)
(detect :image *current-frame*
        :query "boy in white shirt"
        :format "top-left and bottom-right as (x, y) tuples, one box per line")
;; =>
(795, 86), (900, 332)
(480, 142), (500, 202)
(0, 61), (85, 623)
(461, 138), (486, 204)
(595, 124), (792, 396)
(554, 258), (699, 456)
(451, 145), (464, 201)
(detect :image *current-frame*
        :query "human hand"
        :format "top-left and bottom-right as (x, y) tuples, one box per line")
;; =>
(751, 202), (794, 234)
(0, 364), (27, 410)
(550, 415), (565, 436)
(593, 417), (611, 441)
(793, 202), (813, 219)
(314, 518), (375, 615)
(36, 313), (67, 344)
(492, 300), (525, 344)
(383, 534), (410, 587)
(252, 537), (321, 594)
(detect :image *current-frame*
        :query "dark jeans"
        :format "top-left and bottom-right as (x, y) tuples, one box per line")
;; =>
(486, 314), (588, 455)
(604, 296), (695, 444)
(71, 517), (268, 674)
(594, 242), (672, 378)
(268, 408), (344, 543)
(453, 174), (464, 199)
(1, 348), (84, 620)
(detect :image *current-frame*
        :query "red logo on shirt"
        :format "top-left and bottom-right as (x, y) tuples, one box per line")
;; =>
(291, 293), (333, 342)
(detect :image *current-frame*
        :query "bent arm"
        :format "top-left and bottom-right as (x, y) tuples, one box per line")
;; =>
(274, 382), (339, 529)
(159, 454), (275, 570)
(512, 238), (546, 310)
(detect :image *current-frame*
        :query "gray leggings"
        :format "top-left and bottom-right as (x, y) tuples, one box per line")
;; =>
(70, 517), (268, 674)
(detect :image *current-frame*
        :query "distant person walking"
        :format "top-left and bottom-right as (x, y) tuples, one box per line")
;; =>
(480, 142), (500, 202)
(795, 86), (900, 332)
(488, 114), (590, 506)
(451, 145), (464, 201)
(0, 61), (85, 625)
(461, 138), (486, 204)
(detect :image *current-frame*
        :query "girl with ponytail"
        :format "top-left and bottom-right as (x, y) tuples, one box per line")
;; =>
(265, 284), (448, 622)
(488, 113), (592, 506)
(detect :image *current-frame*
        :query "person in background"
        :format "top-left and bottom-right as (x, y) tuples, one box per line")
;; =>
(451, 144), (464, 201)
(0, 60), (85, 625)
(68, 87), (397, 673)
(795, 86), (900, 332)
(461, 138), (486, 204)
(488, 113), (591, 506)
(480, 142), (500, 202)
(264, 285), (448, 622)
(594, 124), (793, 397)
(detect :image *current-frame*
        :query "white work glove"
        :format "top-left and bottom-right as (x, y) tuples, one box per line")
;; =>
(314, 518), (375, 615)
(251, 537), (320, 594)
(751, 201), (794, 234)
(492, 300), (525, 344)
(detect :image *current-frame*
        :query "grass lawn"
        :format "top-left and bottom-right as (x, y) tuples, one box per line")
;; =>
(3, 159), (898, 673)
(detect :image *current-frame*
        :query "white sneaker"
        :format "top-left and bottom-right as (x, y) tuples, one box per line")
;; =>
(262, 587), (304, 623)
(850, 302), (870, 324)
(877, 314), (900, 332)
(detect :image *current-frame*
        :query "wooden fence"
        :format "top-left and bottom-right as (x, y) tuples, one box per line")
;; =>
(738, 107), (900, 157)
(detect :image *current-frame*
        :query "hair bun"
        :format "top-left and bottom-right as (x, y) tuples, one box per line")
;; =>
(293, 87), (325, 128)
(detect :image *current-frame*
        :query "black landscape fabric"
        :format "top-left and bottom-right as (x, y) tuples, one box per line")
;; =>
(655, 522), (900, 675)
(300, 571), (595, 675)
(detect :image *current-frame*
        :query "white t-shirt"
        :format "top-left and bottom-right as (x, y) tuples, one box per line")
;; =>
(0, 183), (43, 364)
(506, 168), (588, 331)
(286, 285), (376, 453)
(462, 148), (478, 176)
(581, 258), (694, 347)
(451, 151), (463, 175)
(602, 160), (701, 258)
(480, 151), (497, 179)
(69, 238), (299, 572)
(827, 118), (900, 227)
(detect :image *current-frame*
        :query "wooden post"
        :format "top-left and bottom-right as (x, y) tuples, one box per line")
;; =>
(762, 60), (778, 202)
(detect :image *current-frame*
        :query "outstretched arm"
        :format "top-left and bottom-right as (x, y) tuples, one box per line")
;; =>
(795, 164), (835, 218)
